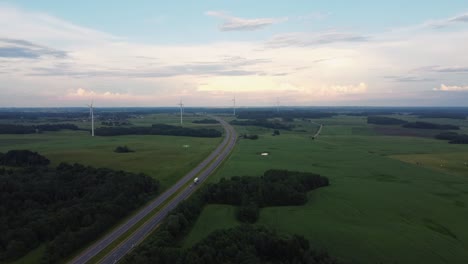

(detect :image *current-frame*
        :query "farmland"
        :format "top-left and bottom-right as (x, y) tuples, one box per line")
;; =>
(184, 114), (468, 264)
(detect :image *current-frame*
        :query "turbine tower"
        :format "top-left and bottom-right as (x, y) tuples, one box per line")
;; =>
(87, 101), (95, 137)
(232, 96), (236, 116)
(178, 99), (184, 125)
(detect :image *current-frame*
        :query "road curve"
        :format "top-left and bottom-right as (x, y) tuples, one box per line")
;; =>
(69, 117), (237, 264)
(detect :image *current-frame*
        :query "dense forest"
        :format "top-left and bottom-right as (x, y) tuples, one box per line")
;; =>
(367, 116), (408, 125)
(95, 124), (222, 137)
(125, 225), (337, 264)
(402, 121), (459, 130)
(231, 119), (292, 130)
(0, 123), (81, 134)
(122, 170), (333, 264)
(417, 113), (466, 119)
(203, 170), (329, 223)
(0, 150), (50, 167)
(435, 132), (468, 144)
(236, 110), (336, 120)
(0, 156), (159, 263)
(192, 119), (219, 124)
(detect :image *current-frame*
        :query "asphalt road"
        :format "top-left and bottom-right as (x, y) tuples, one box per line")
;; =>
(69, 117), (237, 264)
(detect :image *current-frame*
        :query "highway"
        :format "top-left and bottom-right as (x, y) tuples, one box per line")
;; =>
(69, 117), (237, 264)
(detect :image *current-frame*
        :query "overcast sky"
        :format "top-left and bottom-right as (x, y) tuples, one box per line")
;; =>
(0, 0), (467, 107)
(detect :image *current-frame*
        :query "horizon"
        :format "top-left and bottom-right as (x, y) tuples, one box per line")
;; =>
(1, 1), (468, 107)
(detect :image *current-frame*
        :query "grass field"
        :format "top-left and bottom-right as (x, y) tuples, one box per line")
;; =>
(185, 115), (468, 264)
(0, 114), (222, 189)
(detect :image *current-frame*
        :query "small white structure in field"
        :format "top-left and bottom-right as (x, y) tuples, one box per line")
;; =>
(260, 152), (269, 156)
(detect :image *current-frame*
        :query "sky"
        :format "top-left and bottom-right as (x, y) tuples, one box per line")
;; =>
(0, 0), (467, 107)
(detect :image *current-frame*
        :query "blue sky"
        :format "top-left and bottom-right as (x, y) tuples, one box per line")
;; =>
(0, 1), (467, 106)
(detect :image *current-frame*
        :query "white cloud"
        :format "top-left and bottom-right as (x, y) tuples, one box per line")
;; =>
(205, 11), (287, 31)
(434, 84), (468, 91)
(1, 5), (468, 106)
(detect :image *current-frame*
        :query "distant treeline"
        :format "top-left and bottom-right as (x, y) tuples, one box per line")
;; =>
(236, 110), (336, 120)
(122, 170), (334, 264)
(101, 121), (132, 126)
(0, 157), (159, 263)
(435, 132), (468, 144)
(368, 117), (460, 130)
(418, 113), (466, 120)
(0, 150), (50, 167)
(0, 123), (81, 134)
(231, 119), (292, 130)
(192, 119), (219, 124)
(95, 124), (222, 137)
(402, 122), (459, 130)
(367, 116), (408, 125)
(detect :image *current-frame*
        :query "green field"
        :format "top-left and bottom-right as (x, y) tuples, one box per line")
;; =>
(0, 115), (221, 189)
(185, 115), (468, 264)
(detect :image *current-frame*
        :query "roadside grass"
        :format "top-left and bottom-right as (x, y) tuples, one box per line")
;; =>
(185, 115), (468, 264)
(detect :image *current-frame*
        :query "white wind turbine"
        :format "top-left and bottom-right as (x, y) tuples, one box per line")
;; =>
(178, 99), (184, 125)
(232, 96), (236, 116)
(87, 101), (95, 137)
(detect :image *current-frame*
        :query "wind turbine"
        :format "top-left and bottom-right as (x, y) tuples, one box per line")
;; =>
(87, 101), (95, 137)
(232, 96), (236, 116)
(178, 99), (184, 125)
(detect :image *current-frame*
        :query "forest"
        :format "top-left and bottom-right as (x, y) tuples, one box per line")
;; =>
(0, 154), (159, 263)
(0, 150), (50, 167)
(94, 124), (222, 137)
(236, 110), (336, 120)
(402, 121), (459, 130)
(122, 170), (334, 264)
(367, 116), (407, 125)
(0, 123), (81, 134)
(435, 132), (468, 144)
(192, 119), (219, 124)
(230, 119), (292, 130)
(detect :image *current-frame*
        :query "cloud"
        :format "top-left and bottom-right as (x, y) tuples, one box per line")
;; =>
(433, 84), (468, 91)
(426, 12), (468, 28)
(205, 11), (287, 31)
(265, 31), (368, 48)
(318, 82), (368, 96)
(0, 38), (67, 59)
(414, 65), (468, 73)
(384, 75), (435, 82)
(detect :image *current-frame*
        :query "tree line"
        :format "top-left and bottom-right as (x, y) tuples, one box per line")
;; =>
(236, 110), (336, 120)
(122, 170), (334, 264)
(192, 119), (219, 124)
(94, 124), (222, 137)
(230, 119), (293, 130)
(402, 121), (459, 130)
(0, 155), (159, 263)
(367, 116), (408, 125)
(0, 123), (81, 134)
(368, 116), (460, 130)
(0, 150), (50, 167)
(435, 132), (468, 144)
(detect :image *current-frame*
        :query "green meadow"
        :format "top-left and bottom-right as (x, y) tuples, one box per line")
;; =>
(185, 115), (468, 264)
(0, 114), (222, 189)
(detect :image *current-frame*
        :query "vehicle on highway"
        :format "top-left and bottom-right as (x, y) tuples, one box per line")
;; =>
(193, 177), (199, 184)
